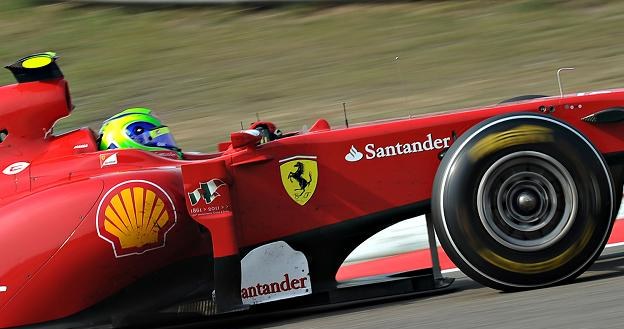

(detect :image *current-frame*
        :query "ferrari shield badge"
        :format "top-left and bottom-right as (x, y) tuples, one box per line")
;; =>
(279, 156), (318, 206)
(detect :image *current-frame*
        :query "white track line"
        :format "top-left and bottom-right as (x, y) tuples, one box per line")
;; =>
(605, 241), (624, 248)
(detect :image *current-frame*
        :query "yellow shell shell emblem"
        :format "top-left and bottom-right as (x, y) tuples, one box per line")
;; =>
(97, 180), (177, 257)
(279, 156), (318, 206)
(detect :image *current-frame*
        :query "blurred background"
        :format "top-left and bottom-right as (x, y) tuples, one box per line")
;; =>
(2, 0), (624, 152)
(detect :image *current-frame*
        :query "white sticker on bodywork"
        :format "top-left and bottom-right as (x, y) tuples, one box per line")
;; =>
(240, 241), (311, 305)
(99, 153), (118, 168)
(3, 162), (30, 175)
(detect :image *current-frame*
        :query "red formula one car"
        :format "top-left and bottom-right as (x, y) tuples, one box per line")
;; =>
(1, 53), (623, 328)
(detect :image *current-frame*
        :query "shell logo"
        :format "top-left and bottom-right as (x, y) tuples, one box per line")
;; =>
(96, 180), (177, 258)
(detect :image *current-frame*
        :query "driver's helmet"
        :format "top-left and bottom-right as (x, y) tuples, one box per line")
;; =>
(98, 108), (182, 159)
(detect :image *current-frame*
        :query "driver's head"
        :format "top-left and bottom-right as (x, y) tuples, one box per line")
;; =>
(98, 108), (182, 159)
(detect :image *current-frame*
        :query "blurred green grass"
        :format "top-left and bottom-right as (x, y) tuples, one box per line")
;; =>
(2, 0), (624, 151)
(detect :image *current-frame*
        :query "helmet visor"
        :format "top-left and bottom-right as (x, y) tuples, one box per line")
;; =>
(132, 126), (178, 150)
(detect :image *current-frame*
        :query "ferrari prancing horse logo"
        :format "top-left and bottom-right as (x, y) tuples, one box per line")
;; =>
(279, 156), (318, 206)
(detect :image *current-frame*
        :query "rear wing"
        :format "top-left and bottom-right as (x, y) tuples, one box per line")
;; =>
(0, 52), (71, 141)
(5, 52), (63, 83)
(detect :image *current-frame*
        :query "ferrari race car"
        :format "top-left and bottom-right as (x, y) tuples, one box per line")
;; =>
(1, 52), (623, 328)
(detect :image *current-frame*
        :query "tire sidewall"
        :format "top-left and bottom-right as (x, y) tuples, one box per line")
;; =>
(432, 113), (615, 289)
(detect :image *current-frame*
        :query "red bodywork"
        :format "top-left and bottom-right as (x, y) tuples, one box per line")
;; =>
(0, 78), (213, 327)
(2, 61), (624, 327)
(185, 91), (624, 257)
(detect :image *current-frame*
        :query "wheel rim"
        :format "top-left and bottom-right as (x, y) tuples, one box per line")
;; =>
(477, 151), (578, 251)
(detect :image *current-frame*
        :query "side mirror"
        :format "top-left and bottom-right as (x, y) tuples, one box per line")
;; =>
(230, 129), (261, 149)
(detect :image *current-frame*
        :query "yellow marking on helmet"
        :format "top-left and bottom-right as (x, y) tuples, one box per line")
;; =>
(149, 127), (171, 139)
(22, 56), (52, 69)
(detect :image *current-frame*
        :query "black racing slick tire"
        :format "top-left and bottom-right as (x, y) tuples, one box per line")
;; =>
(431, 113), (616, 290)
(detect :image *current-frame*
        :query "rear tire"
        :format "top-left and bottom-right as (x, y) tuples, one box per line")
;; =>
(432, 113), (616, 290)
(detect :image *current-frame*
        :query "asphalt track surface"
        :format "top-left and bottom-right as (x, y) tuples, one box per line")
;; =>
(229, 246), (624, 329)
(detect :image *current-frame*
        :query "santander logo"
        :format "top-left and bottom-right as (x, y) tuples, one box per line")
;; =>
(241, 273), (308, 300)
(345, 145), (364, 162)
(241, 241), (311, 305)
(345, 134), (451, 162)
